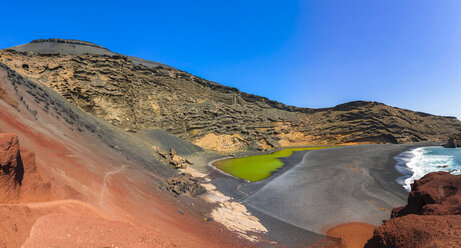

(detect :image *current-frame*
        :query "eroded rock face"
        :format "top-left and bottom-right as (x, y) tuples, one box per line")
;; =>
(0, 133), (23, 200)
(444, 133), (461, 148)
(365, 215), (461, 248)
(164, 173), (206, 197)
(0, 133), (53, 202)
(1, 40), (461, 151)
(392, 172), (461, 217)
(152, 146), (192, 169)
(365, 172), (461, 248)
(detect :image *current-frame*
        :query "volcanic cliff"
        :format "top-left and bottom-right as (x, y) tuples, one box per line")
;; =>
(1, 39), (460, 152)
(365, 172), (461, 248)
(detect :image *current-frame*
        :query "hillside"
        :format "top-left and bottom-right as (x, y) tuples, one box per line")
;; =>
(1, 39), (460, 152)
(0, 58), (249, 247)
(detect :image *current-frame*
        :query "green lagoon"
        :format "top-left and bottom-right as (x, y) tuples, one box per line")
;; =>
(213, 147), (330, 182)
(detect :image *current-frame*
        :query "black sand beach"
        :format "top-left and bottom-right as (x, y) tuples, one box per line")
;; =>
(200, 143), (436, 247)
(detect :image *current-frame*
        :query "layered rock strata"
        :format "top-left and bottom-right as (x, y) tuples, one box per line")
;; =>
(1, 39), (460, 151)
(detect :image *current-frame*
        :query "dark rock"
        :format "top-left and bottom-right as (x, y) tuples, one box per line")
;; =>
(443, 133), (461, 148)
(164, 173), (206, 197)
(152, 146), (191, 169)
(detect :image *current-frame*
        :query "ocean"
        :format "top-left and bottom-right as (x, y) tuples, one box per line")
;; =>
(395, 146), (461, 191)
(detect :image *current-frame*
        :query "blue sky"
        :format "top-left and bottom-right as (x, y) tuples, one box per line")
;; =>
(1, 0), (460, 119)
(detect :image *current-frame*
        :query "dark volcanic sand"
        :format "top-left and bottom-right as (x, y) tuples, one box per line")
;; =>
(208, 144), (435, 247)
(243, 144), (432, 232)
(206, 150), (332, 247)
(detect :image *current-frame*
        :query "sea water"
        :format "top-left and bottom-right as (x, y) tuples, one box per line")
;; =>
(395, 147), (461, 191)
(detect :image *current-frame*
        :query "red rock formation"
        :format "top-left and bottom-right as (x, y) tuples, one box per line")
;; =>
(392, 171), (461, 217)
(0, 133), (23, 201)
(365, 215), (461, 248)
(365, 172), (461, 248)
(0, 133), (52, 202)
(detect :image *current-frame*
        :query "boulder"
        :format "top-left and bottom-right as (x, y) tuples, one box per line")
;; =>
(365, 215), (461, 248)
(152, 146), (192, 169)
(443, 133), (461, 148)
(164, 173), (206, 197)
(168, 148), (192, 169)
(0, 133), (53, 202)
(392, 171), (461, 217)
(0, 133), (23, 200)
(365, 172), (461, 247)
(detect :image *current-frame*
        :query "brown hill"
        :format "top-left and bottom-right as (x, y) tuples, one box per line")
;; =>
(1, 39), (460, 151)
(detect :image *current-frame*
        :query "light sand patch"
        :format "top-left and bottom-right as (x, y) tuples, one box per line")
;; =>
(202, 183), (231, 203)
(182, 166), (267, 242)
(181, 166), (231, 203)
(211, 201), (268, 242)
(193, 133), (247, 151)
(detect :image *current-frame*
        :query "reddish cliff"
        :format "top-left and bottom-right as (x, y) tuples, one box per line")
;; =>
(0, 133), (52, 202)
(365, 172), (461, 248)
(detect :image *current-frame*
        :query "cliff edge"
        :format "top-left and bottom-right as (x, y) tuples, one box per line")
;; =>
(365, 172), (461, 248)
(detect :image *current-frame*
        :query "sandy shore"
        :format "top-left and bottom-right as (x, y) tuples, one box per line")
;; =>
(242, 144), (428, 232)
(196, 143), (436, 247)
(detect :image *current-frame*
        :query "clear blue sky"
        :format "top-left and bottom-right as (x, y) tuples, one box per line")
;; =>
(1, 0), (460, 119)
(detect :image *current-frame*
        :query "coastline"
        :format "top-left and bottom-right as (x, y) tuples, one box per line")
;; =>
(395, 145), (461, 192)
(207, 156), (243, 181)
(190, 143), (436, 247)
(242, 143), (433, 246)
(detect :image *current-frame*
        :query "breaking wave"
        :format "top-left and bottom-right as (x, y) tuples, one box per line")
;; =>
(395, 147), (461, 191)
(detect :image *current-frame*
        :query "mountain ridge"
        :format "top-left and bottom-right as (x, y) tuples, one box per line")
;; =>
(1, 39), (460, 151)
(3, 39), (459, 118)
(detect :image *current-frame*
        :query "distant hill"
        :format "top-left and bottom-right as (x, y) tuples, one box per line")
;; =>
(1, 39), (460, 151)
(7, 38), (171, 69)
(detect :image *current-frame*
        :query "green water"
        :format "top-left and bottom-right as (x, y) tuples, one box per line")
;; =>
(214, 147), (330, 182)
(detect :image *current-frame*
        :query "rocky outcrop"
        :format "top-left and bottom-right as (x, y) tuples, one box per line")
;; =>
(152, 146), (192, 169)
(163, 173), (206, 197)
(0, 133), (24, 200)
(0, 87), (18, 108)
(365, 215), (461, 248)
(392, 171), (461, 217)
(443, 133), (461, 148)
(365, 172), (461, 248)
(0, 133), (51, 202)
(1, 39), (461, 151)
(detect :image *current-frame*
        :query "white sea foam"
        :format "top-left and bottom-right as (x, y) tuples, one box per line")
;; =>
(395, 147), (461, 191)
